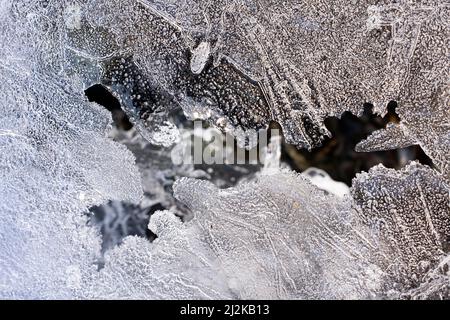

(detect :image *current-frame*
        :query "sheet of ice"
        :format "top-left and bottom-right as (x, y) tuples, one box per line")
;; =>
(0, 1), (142, 298)
(0, 0), (448, 300)
(351, 162), (450, 295)
(174, 170), (382, 299)
(61, 0), (449, 175)
(83, 211), (233, 299)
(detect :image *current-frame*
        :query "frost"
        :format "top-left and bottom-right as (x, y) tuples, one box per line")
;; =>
(173, 162), (449, 299)
(262, 134), (282, 172)
(191, 42), (211, 75)
(84, 211), (233, 299)
(173, 171), (381, 299)
(0, 0), (448, 300)
(3, 0), (450, 153)
(351, 162), (450, 293)
(70, 0), (450, 164)
(407, 254), (450, 299)
(60, 0), (450, 176)
(0, 1), (142, 298)
(88, 125), (210, 254)
(356, 123), (418, 153)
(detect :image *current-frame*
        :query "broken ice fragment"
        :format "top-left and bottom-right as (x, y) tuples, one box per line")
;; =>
(356, 123), (418, 152)
(85, 211), (233, 299)
(190, 41), (210, 75)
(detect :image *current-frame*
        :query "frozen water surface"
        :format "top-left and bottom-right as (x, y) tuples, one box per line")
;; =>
(0, 0), (448, 299)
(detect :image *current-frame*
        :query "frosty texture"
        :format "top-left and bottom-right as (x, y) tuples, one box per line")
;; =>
(174, 171), (381, 299)
(88, 125), (211, 254)
(83, 211), (233, 299)
(65, 0), (270, 147)
(64, 0), (449, 175)
(0, 0), (448, 300)
(77, 162), (450, 299)
(0, 1), (142, 298)
(357, 3), (449, 179)
(351, 162), (450, 294)
(173, 162), (449, 299)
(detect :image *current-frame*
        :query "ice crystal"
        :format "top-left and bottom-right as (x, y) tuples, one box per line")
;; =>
(173, 171), (381, 299)
(0, 0), (448, 300)
(351, 162), (450, 294)
(83, 211), (233, 299)
(0, 1), (142, 298)
(173, 162), (449, 299)
(61, 0), (449, 175)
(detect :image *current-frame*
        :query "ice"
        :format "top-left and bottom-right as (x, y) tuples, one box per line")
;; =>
(173, 170), (381, 299)
(96, 1), (446, 158)
(191, 42), (211, 75)
(88, 123), (211, 254)
(61, 0), (450, 177)
(356, 123), (418, 153)
(407, 254), (450, 299)
(0, 70), (142, 298)
(0, 0), (448, 300)
(351, 162), (450, 294)
(356, 3), (449, 179)
(0, 1), (142, 298)
(83, 211), (233, 299)
(172, 161), (449, 299)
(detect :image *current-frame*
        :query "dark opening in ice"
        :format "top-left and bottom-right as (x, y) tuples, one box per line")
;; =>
(282, 102), (433, 185)
(85, 84), (133, 130)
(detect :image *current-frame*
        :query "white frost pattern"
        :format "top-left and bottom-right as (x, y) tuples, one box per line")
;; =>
(0, 0), (448, 300)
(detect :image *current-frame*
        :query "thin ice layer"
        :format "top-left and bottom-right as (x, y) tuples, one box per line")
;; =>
(173, 162), (450, 299)
(64, 0), (448, 175)
(174, 171), (382, 299)
(84, 211), (233, 299)
(0, 1), (142, 298)
(357, 5), (449, 179)
(0, 0), (448, 300)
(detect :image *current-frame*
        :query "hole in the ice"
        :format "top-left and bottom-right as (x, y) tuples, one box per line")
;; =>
(87, 201), (160, 255)
(282, 102), (433, 186)
(85, 84), (133, 130)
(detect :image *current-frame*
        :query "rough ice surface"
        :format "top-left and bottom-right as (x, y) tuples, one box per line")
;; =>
(174, 171), (380, 299)
(356, 3), (450, 180)
(174, 162), (449, 299)
(88, 124), (210, 254)
(0, 1), (142, 298)
(56, 0), (450, 166)
(0, 0), (449, 300)
(83, 211), (233, 299)
(60, 0), (449, 174)
(351, 162), (450, 296)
